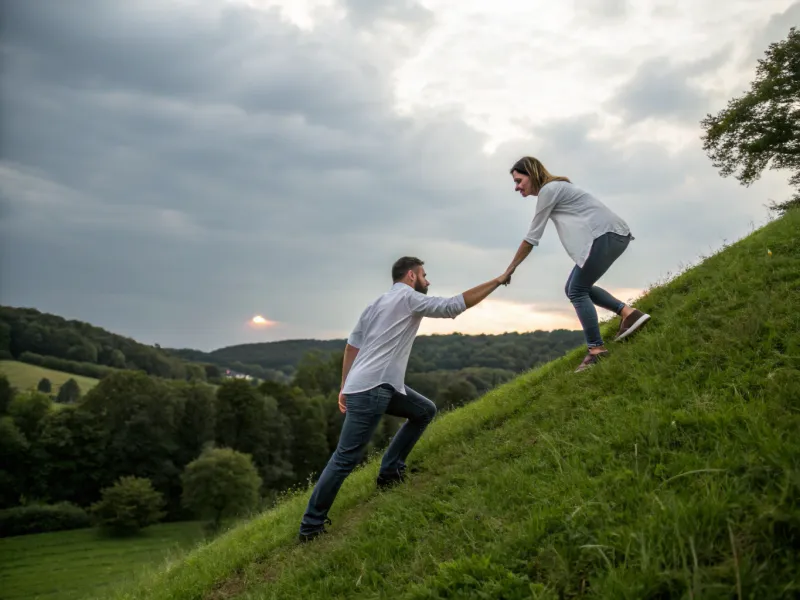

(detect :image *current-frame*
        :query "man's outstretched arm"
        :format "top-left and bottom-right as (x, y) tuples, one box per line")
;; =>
(408, 274), (508, 318)
(462, 275), (507, 309)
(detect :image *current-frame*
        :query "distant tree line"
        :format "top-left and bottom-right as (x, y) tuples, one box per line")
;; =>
(0, 325), (584, 536)
(168, 330), (584, 380)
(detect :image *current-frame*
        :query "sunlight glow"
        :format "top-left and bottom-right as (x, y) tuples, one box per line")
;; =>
(250, 315), (277, 327)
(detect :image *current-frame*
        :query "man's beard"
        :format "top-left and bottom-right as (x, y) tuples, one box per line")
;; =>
(414, 280), (428, 294)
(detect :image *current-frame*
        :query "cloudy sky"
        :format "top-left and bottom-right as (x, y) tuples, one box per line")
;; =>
(1, 0), (797, 351)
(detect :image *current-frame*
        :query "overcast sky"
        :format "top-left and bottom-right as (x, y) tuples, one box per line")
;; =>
(1, 0), (797, 351)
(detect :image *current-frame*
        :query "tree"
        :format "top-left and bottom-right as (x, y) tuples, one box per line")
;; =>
(90, 476), (165, 536)
(181, 447), (262, 531)
(66, 342), (98, 363)
(32, 406), (108, 506)
(0, 374), (13, 414)
(0, 322), (11, 359)
(203, 364), (221, 380)
(8, 391), (52, 440)
(215, 380), (292, 490)
(184, 363), (207, 382)
(81, 371), (181, 512)
(57, 378), (81, 404)
(438, 378), (479, 412)
(172, 382), (216, 468)
(37, 378), (52, 394)
(109, 348), (127, 369)
(701, 27), (800, 213)
(259, 381), (329, 484)
(0, 417), (29, 508)
(293, 350), (343, 396)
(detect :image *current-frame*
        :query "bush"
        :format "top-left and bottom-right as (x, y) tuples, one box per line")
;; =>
(181, 447), (262, 531)
(37, 378), (52, 393)
(90, 476), (165, 536)
(56, 378), (81, 404)
(0, 502), (91, 537)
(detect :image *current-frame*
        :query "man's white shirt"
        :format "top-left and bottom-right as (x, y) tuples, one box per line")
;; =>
(342, 282), (467, 396)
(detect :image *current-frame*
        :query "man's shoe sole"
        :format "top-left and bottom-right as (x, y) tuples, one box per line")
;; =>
(615, 313), (651, 341)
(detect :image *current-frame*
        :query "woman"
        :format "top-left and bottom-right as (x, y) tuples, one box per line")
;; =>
(502, 156), (650, 372)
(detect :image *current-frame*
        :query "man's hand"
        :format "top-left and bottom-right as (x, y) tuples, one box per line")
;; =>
(338, 391), (347, 413)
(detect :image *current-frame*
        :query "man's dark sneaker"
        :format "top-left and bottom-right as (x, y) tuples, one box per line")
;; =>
(377, 464), (417, 489)
(298, 518), (331, 543)
(614, 309), (651, 342)
(377, 467), (405, 489)
(575, 350), (609, 373)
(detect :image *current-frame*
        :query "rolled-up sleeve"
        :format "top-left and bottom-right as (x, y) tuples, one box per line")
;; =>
(524, 187), (557, 247)
(406, 290), (467, 319)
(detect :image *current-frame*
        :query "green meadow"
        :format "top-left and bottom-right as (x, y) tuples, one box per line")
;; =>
(0, 360), (100, 396)
(0, 522), (207, 600)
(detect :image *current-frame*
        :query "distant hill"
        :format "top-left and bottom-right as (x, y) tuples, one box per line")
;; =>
(167, 330), (586, 377)
(0, 306), (214, 383)
(167, 339), (346, 378)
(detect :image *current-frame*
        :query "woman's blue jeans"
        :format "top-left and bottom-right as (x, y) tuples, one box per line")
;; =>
(565, 232), (631, 349)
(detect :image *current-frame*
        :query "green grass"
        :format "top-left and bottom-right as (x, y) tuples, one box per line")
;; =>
(105, 209), (800, 600)
(0, 360), (100, 396)
(0, 521), (207, 600)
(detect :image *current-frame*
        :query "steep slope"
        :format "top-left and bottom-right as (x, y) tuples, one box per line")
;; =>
(110, 209), (800, 600)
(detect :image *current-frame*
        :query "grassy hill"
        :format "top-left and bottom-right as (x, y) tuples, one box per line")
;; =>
(105, 208), (799, 600)
(0, 360), (100, 395)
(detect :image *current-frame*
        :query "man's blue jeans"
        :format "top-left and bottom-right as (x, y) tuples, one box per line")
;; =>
(299, 384), (436, 535)
(565, 231), (632, 349)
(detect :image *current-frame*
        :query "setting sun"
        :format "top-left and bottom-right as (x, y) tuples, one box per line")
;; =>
(250, 315), (276, 327)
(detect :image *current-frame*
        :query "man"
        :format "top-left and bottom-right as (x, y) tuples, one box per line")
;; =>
(298, 256), (508, 542)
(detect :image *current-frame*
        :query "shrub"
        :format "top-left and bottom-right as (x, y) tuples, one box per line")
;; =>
(56, 378), (81, 404)
(90, 476), (165, 536)
(181, 447), (262, 531)
(0, 502), (91, 537)
(37, 378), (52, 393)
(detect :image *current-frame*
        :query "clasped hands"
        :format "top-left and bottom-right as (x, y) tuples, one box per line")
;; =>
(497, 267), (515, 286)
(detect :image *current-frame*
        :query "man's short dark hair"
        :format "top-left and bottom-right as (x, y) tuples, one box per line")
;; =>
(392, 256), (424, 282)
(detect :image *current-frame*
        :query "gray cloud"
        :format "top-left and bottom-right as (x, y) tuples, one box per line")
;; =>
(342, 0), (434, 28)
(747, 1), (800, 63)
(0, 0), (787, 350)
(607, 49), (730, 125)
(0, 0), (501, 349)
